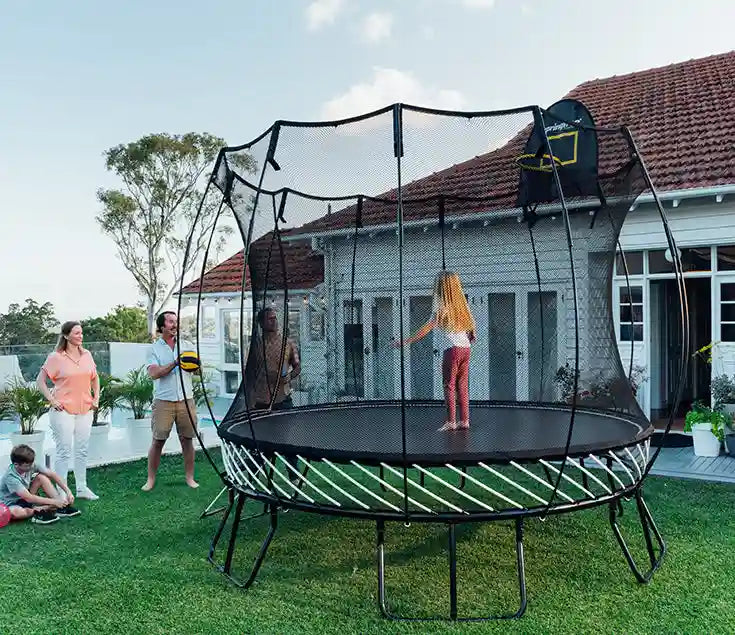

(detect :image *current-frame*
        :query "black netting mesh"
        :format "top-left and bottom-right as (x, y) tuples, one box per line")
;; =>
(192, 102), (681, 467)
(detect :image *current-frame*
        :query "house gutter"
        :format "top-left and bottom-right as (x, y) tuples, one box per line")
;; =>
(282, 184), (735, 244)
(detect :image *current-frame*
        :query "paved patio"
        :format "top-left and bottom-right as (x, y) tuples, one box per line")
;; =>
(649, 445), (735, 484)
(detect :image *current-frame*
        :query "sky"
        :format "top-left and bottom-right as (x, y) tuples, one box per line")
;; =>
(1, 0), (733, 322)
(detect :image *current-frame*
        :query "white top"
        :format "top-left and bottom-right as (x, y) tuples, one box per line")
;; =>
(438, 328), (471, 350)
(146, 337), (195, 402)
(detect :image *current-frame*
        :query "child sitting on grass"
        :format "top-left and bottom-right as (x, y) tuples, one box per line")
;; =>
(0, 444), (81, 525)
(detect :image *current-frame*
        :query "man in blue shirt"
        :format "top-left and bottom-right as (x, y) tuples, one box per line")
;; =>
(142, 311), (198, 492)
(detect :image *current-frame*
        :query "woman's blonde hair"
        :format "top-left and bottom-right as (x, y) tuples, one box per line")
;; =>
(433, 271), (475, 333)
(55, 321), (81, 352)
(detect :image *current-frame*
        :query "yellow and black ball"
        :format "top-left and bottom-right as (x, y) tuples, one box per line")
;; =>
(179, 351), (201, 373)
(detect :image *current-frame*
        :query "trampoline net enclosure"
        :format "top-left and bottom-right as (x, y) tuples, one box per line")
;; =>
(186, 101), (687, 619)
(183, 100), (685, 512)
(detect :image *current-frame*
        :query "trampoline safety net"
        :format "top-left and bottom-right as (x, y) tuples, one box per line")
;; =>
(184, 100), (683, 467)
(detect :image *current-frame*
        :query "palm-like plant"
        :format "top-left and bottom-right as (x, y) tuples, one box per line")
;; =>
(92, 372), (122, 426)
(115, 366), (154, 420)
(1, 377), (50, 434)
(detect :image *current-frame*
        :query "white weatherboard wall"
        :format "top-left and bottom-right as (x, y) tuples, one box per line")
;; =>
(323, 210), (624, 403)
(616, 195), (735, 417)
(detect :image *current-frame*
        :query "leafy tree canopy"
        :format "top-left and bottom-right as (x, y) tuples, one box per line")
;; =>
(96, 132), (255, 334)
(0, 299), (58, 346)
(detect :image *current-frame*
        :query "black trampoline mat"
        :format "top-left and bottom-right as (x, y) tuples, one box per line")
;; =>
(220, 402), (651, 465)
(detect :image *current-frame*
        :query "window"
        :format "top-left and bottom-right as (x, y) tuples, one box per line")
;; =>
(201, 305), (217, 339)
(222, 310), (241, 364)
(309, 303), (325, 341)
(649, 247), (711, 274)
(717, 245), (735, 271)
(223, 371), (240, 395)
(615, 251), (643, 276)
(722, 283), (735, 342)
(619, 286), (643, 341)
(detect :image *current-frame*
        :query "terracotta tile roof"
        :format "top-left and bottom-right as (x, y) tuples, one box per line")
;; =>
(290, 50), (735, 237)
(189, 50), (734, 293)
(180, 229), (324, 295)
(566, 50), (735, 191)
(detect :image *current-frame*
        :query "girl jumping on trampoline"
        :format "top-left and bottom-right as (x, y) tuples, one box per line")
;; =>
(394, 271), (476, 431)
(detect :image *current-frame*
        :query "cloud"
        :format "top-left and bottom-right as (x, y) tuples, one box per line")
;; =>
(361, 12), (393, 43)
(520, 3), (536, 16)
(320, 67), (465, 120)
(305, 0), (344, 30)
(420, 24), (435, 40)
(461, 0), (495, 8)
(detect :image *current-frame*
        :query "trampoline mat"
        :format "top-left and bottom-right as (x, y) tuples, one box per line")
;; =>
(219, 402), (652, 466)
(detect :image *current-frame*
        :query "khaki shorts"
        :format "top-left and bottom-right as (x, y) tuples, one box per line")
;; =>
(151, 399), (198, 441)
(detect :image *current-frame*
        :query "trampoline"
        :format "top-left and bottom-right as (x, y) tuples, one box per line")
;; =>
(180, 99), (687, 621)
(221, 402), (651, 466)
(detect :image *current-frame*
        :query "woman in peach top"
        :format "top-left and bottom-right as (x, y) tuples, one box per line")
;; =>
(36, 321), (100, 500)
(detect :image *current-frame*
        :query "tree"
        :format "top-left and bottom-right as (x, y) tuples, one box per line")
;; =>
(96, 132), (256, 334)
(0, 299), (58, 346)
(81, 305), (150, 343)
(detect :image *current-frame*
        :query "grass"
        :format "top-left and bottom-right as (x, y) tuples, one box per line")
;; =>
(3, 452), (735, 634)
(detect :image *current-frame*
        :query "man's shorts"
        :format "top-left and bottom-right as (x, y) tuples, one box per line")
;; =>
(151, 399), (198, 441)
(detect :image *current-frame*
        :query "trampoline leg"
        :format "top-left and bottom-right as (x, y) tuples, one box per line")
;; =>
(208, 491), (277, 589)
(609, 488), (665, 583)
(375, 518), (528, 621)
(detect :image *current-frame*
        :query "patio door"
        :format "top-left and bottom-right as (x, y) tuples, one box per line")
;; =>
(713, 279), (735, 378)
(483, 287), (563, 402)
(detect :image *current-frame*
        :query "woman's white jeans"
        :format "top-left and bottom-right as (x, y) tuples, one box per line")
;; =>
(49, 409), (93, 492)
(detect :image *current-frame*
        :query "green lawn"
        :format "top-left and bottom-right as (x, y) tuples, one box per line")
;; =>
(3, 452), (735, 634)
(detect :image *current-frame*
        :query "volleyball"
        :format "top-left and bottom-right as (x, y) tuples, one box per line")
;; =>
(179, 351), (201, 372)
(0, 503), (10, 529)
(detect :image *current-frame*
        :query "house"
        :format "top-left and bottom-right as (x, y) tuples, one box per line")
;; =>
(191, 50), (735, 422)
(179, 230), (325, 398)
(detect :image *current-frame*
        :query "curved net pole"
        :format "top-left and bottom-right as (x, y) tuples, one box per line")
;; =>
(189, 196), (228, 431)
(524, 205), (546, 402)
(348, 196), (364, 402)
(393, 104), (410, 522)
(176, 167), (226, 479)
(439, 196), (447, 271)
(237, 136), (281, 483)
(535, 107), (581, 516)
(272, 193), (291, 412)
(621, 127), (690, 476)
(616, 239), (636, 389)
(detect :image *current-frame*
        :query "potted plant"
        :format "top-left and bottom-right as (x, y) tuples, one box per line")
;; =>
(88, 372), (122, 461)
(114, 366), (154, 457)
(711, 374), (735, 454)
(684, 401), (731, 457)
(1, 377), (50, 460)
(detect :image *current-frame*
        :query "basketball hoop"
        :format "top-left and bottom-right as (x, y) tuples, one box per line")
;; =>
(515, 152), (563, 173)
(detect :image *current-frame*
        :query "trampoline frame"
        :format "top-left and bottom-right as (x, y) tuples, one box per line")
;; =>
(178, 104), (687, 622)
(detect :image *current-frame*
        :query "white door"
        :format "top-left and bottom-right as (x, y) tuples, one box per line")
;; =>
(613, 281), (648, 416)
(482, 286), (565, 402)
(713, 279), (735, 378)
(365, 295), (397, 399)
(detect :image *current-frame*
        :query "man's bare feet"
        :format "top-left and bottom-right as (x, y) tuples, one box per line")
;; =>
(186, 479), (199, 489)
(141, 481), (155, 492)
(437, 421), (457, 432)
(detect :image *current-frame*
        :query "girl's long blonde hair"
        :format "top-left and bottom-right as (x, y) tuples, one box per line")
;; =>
(433, 271), (475, 333)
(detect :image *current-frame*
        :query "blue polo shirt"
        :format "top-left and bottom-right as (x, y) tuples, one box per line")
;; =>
(146, 337), (195, 402)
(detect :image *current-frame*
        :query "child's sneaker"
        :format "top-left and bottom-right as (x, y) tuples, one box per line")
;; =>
(55, 506), (81, 518)
(31, 509), (59, 525)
